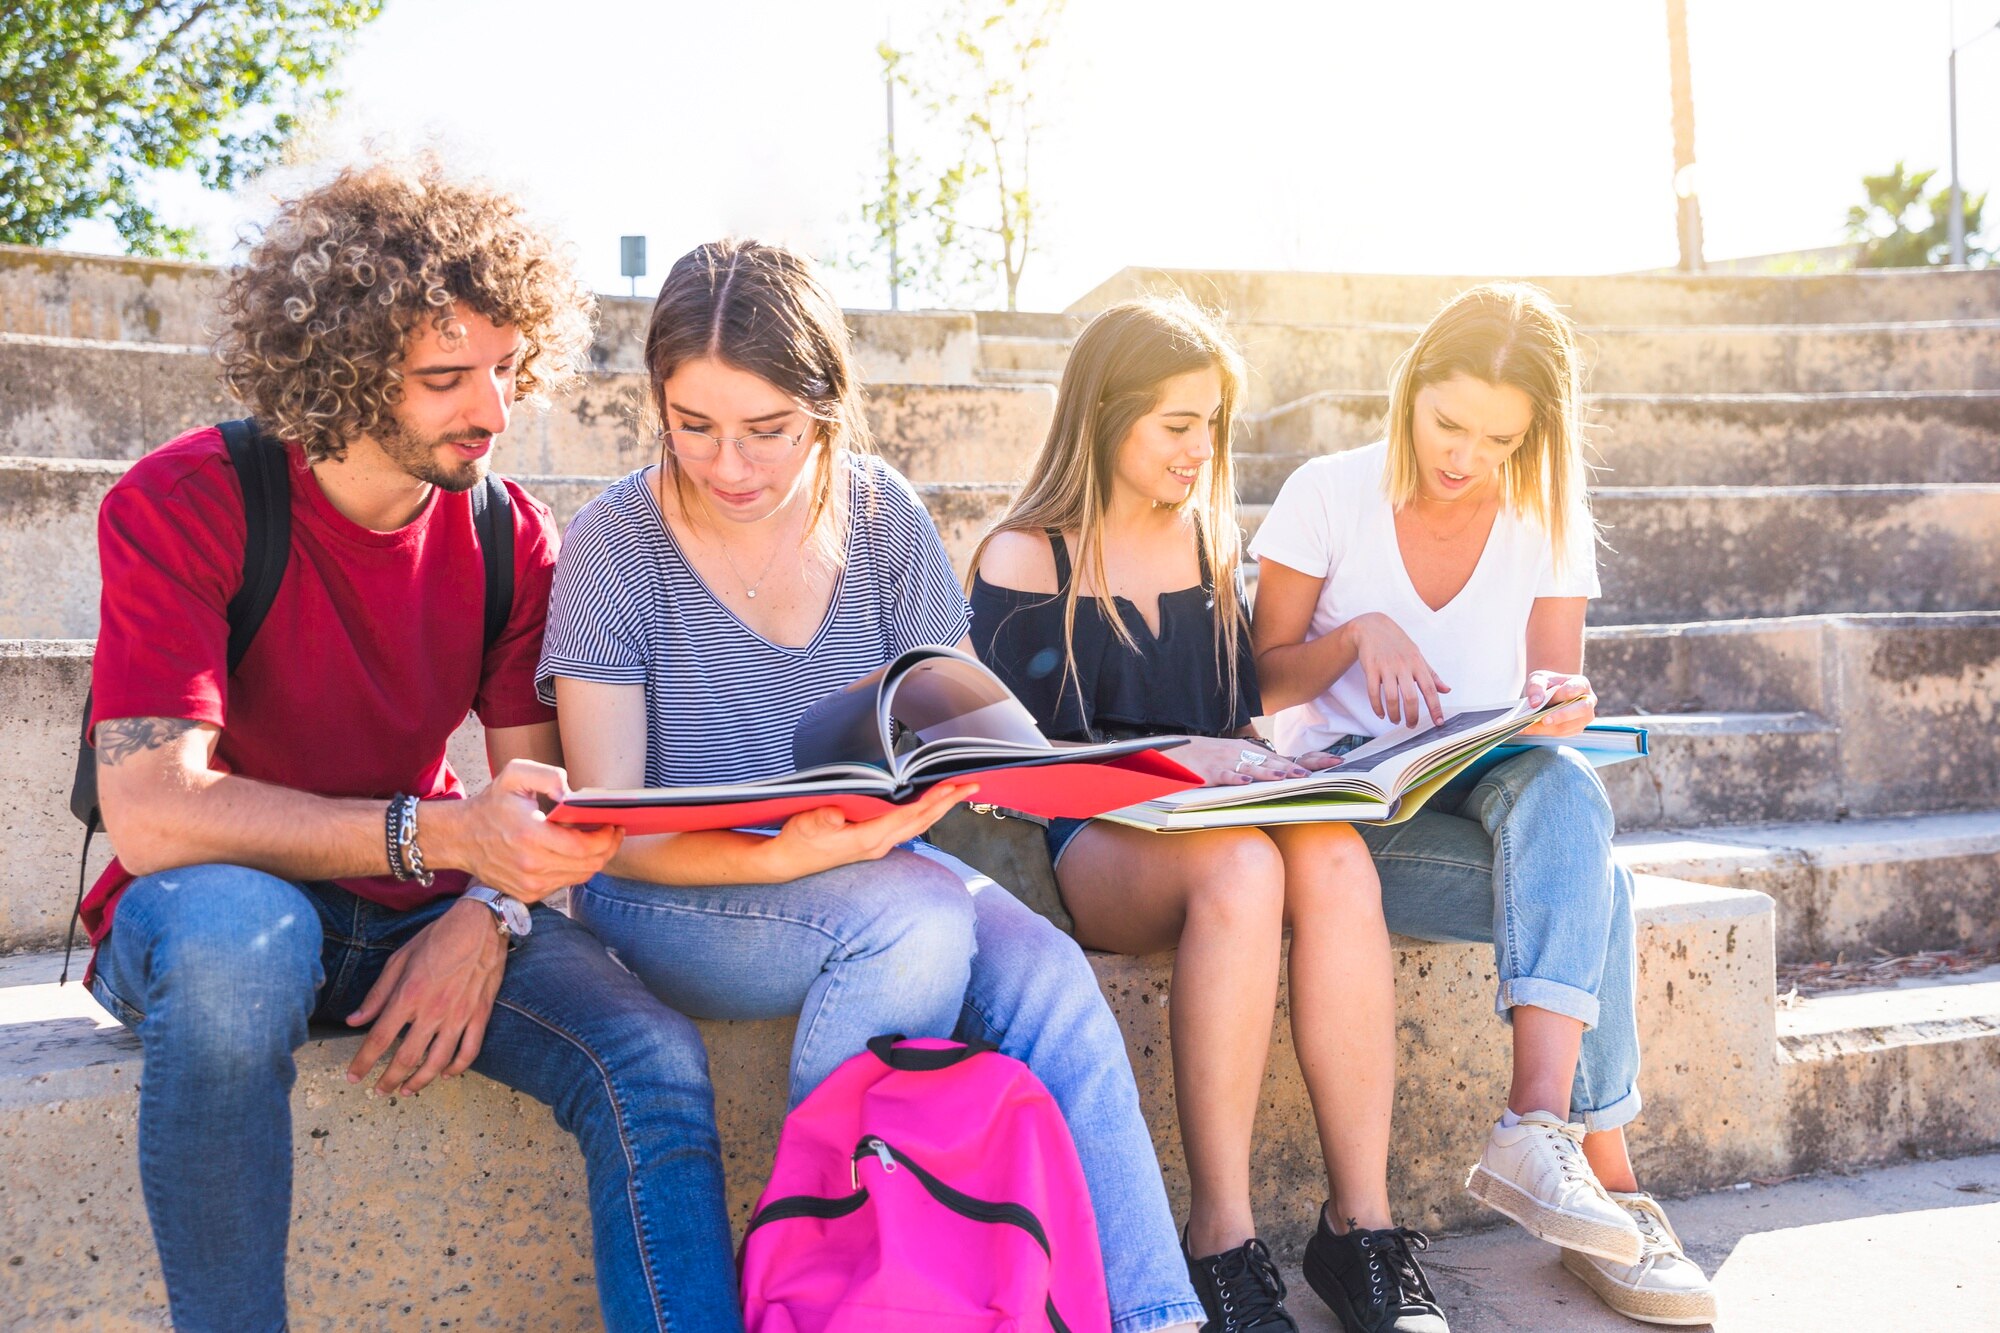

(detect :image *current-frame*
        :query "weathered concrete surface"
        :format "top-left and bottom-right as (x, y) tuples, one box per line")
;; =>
(0, 950), (787, 1332)
(1598, 712), (1843, 831)
(0, 875), (1777, 1326)
(0, 335), (237, 460)
(1587, 611), (2000, 716)
(0, 244), (225, 345)
(1619, 811), (2000, 962)
(0, 249), (985, 384)
(1779, 966), (2000, 1175)
(1587, 485), (2000, 626)
(1242, 389), (2000, 490)
(1284, 1150), (2000, 1333)
(1230, 320), (2000, 412)
(0, 458), (1018, 639)
(1069, 264), (2000, 326)
(0, 333), (1053, 482)
(975, 333), (1071, 378)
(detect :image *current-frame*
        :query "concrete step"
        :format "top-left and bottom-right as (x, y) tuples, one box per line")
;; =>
(0, 331), (1054, 482)
(1069, 264), (2000, 326)
(0, 248), (993, 383)
(1586, 610), (2000, 718)
(1238, 485), (2000, 628)
(0, 873), (1780, 1325)
(1240, 390), (2000, 492)
(975, 332), (1073, 376)
(1618, 810), (2000, 964)
(972, 309), (1083, 340)
(1595, 711), (1840, 831)
(1231, 319), (2000, 412)
(1778, 965), (2000, 1176)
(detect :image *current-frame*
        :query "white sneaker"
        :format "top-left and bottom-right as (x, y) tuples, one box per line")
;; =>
(1561, 1192), (1718, 1326)
(1463, 1111), (1643, 1263)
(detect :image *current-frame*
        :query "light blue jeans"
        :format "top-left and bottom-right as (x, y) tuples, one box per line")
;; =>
(91, 866), (740, 1333)
(575, 844), (1208, 1333)
(1356, 745), (1643, 1131)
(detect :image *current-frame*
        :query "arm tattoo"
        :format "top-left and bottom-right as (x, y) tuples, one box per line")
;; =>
(95, 717), (201, 767)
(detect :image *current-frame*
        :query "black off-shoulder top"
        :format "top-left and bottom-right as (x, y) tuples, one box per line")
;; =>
(970, 529), (1260, 744)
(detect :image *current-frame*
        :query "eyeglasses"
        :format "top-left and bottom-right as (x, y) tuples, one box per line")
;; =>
(659, 425), (812, 466)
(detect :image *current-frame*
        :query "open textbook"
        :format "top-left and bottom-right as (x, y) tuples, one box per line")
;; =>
(550, 646), (1200, 835)
(1097, 700), (1647, 833)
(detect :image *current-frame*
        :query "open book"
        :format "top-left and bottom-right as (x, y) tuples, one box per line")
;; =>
(1098, 697), (1615, 833)
(550, 646), (1200, 835)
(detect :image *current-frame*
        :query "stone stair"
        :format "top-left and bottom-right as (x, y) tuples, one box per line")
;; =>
(1, 244), (1997, 1328)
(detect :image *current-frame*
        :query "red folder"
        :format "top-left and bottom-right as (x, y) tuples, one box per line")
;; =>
(551, 749), (1201, 836)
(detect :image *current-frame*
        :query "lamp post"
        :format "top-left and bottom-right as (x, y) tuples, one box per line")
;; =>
(1948, 9), (2000, 266)
(1666, 0), (1705, 272)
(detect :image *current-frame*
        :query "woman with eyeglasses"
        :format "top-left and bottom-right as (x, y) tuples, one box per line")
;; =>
(538, 239), (1211, 1333)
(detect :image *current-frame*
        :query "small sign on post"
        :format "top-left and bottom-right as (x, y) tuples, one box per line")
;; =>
(620, 236), (647, 298)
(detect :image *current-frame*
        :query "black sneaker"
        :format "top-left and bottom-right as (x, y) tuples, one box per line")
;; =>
(1183, 1230), (1299, 1332)
(1301, 1210), (1450, 1333)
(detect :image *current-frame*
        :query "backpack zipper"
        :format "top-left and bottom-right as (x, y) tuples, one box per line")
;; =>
(852, 1136), (1075, 1333)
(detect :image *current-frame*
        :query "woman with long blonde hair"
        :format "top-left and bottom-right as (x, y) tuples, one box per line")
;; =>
(1252, 283), (1716, 1327)
(971, 297), (1439, 1333)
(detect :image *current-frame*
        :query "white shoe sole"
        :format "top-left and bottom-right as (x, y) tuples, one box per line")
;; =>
(1561, 1246), (1718, 1325)
(1464, 1163), (1644, 1264)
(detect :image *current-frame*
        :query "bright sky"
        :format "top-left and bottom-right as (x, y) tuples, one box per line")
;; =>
(61, 0), (2000, 311)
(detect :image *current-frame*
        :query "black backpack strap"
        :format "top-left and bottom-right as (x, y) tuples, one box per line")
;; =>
(470, 472), (515, 652)
(61, 419), (291, 984)
(219, 418), (292, 673)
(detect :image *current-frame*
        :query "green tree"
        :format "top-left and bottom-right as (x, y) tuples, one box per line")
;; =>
(1844, 160), (1988, 267)
(1, 0), (383, 256)
(860, 0), (1064, 310)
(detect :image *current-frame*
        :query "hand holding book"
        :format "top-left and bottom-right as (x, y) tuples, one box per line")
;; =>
(1517, 670), (1598, 738)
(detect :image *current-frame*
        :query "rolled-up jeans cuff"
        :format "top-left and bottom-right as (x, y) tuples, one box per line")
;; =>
(1116, 1301), (1210, 1333)
(1495, 976), (1600, 1029)
(1576, 1085), (1642, 1134)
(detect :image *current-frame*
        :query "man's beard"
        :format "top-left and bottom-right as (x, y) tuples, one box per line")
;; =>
(373, 411), (489, 493)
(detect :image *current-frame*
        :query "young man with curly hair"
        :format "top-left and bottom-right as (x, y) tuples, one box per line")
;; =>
(80, 160), (743, 1333)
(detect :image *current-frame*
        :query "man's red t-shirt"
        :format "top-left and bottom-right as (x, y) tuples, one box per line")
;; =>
(82, 425), (560, 949)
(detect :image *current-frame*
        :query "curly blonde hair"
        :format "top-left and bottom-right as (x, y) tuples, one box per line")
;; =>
(217, 157), (595, 462)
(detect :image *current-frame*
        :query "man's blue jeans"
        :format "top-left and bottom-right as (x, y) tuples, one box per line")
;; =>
(576, 845), (1209, 1333)
(90, 865), (741, 1333)
(1358, 746), (1644, 1131)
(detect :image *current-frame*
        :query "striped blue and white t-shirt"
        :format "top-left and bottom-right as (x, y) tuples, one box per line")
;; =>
(536, 455), (973, 786)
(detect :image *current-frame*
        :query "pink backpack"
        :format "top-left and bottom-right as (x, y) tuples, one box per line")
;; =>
(740, 1035), (1112, 1333)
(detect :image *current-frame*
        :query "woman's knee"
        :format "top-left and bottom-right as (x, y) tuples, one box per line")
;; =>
(1180, 831), (1286, 934)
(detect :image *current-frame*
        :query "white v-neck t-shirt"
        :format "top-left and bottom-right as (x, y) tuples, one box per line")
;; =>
(1247, 441), (1600, 755)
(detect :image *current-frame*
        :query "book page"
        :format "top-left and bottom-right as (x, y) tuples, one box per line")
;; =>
(891, 653), (1047, 747)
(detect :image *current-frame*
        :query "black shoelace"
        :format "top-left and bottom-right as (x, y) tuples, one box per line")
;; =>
(1355, 1225), (1439, 1315)
(1203, 1237), (1291, 1331)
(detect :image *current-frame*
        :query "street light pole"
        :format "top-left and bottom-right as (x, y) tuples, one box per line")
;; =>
(1951, 32), (1965, 265)
(1948, 7), (2000, 266)
(1665, 0), (1705, 273)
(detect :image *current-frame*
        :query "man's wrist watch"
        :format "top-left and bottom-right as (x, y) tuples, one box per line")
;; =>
(462, 884), (532, 946)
